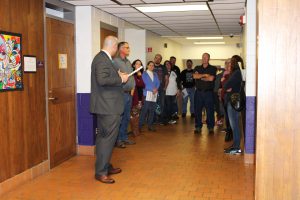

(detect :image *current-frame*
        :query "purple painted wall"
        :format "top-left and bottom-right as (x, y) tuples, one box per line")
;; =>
(245, 96), (256, 154)
(77, 93), (96, 145)
(76, 93), (256, 153)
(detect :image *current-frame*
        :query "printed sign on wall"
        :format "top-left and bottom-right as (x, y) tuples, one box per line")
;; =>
(58, 54), (67, 69)
(24, 56), (36, 72)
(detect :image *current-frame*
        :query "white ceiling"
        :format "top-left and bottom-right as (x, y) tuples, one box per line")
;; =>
(62, 0), (246, 39)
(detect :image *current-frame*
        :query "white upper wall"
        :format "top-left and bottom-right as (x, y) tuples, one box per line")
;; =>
(76, 6), (249, 93)
(146, 31), (183, 69)
(75, 6), (93, 93)
(76, 6), (141, 93)
(91, 7), (128, 57)
(245, 0), (257, 97)
(181, 44), (242, 60)
(124, 29), (146, 67)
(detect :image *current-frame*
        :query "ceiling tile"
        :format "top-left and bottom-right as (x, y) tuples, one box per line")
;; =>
(123, 19), (155, 24)
(100, 7), (138, 13)
(210, 0), (245, 3)
(113, 12), (146, 17)
(212, 9), (244, 15)
(96, 5), (130, 8)
(209, 2), (245, 9)
(117, 0), (144, 4)
(134, 21), (161, 25)
(143, 0), (183, 3)
(215, 18), (240, 22)
(64, 0), (246, 37)
(157, 15), (213, 21)
(185, 0), (212, 1)
(157, 19), (213, 24)
(168, 24), (218, 28)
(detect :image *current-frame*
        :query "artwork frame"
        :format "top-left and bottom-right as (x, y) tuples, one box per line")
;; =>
(0, 31), (23, 91)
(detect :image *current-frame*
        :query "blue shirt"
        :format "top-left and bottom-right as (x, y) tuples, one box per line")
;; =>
(142, 70), (160, 97)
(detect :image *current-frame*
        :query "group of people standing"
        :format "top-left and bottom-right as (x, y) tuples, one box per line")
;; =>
(89, 35), (245, 184)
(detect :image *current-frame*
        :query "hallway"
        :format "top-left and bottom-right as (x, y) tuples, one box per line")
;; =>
(2, 118), (254, 200)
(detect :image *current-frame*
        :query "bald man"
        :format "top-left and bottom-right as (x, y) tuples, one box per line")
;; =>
(90, 36), (129, 184)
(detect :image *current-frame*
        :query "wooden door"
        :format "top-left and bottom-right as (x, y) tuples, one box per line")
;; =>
(100, 27), (117, 48)
(46, 18), (76, 168)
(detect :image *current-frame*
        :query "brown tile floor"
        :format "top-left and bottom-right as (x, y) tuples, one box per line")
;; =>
(1, 117), (254, 200)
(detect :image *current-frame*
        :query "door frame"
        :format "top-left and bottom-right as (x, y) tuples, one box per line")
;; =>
(44, 0), (77, 169)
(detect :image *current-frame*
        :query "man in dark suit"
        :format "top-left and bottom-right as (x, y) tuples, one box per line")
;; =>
(90, 36), (129, 184)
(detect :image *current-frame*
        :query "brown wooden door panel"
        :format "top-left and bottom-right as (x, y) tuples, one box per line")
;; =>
(100, 28), (117, 48)
(46, 18), (76, 168)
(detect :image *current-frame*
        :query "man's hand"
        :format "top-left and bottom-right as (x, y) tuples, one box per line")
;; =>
(193, 72), (202, 79)
(153, 88), (158, 94)
(202, 74), (209, 78)
(118, 70), (129, 83)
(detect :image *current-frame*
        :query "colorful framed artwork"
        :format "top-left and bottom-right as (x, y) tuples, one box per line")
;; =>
(0, 31), (23, 91)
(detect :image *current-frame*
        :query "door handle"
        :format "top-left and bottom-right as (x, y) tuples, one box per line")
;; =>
(48, 97), (57, 101)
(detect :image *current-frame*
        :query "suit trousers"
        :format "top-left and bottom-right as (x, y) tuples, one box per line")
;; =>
(95, 114), (121, 176)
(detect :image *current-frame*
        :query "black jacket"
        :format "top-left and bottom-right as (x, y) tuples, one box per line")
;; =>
(224, 69), (243, 105)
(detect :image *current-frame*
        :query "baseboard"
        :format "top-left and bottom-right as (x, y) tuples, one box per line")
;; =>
(77, 145), (95, 156)
(244, 153), (255, 164)
(0, 160), (49, 196)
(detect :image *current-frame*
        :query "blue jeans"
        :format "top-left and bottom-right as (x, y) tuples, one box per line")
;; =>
(194, 90), (215, 129)
(227, 102), (241, 148)
(118, 93), (132, 141)
(182, 87), (195, 114)
(139, 100), (156, 128)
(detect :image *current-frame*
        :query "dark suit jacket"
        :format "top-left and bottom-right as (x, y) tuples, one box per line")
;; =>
(90, 51), (124, 115)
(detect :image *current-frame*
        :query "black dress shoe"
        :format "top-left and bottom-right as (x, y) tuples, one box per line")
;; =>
(194, 127), (201, 134)
(123, 139), (136, 145)
(116, 141), (126, 148)
(148, 126), (156, 132)
(95, 175), (115, 184)
(108, 167), (122, 175)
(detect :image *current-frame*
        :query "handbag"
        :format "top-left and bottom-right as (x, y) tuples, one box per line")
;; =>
(230, 81), (245, 112)
(155, 103), (161, 115)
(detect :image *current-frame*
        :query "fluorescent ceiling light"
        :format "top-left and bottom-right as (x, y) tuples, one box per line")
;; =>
(187, 37), (224, 40)
(194, 42), (225, 45)
(135, 4), (208, 13)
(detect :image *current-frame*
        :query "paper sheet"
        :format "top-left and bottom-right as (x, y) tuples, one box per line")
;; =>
(128, 66), (143, 77)
(182, 88), (188, 98)
(146, 91), (158, 102)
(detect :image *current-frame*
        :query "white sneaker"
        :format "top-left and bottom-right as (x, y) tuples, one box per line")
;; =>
(168, 120), (177, 124)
